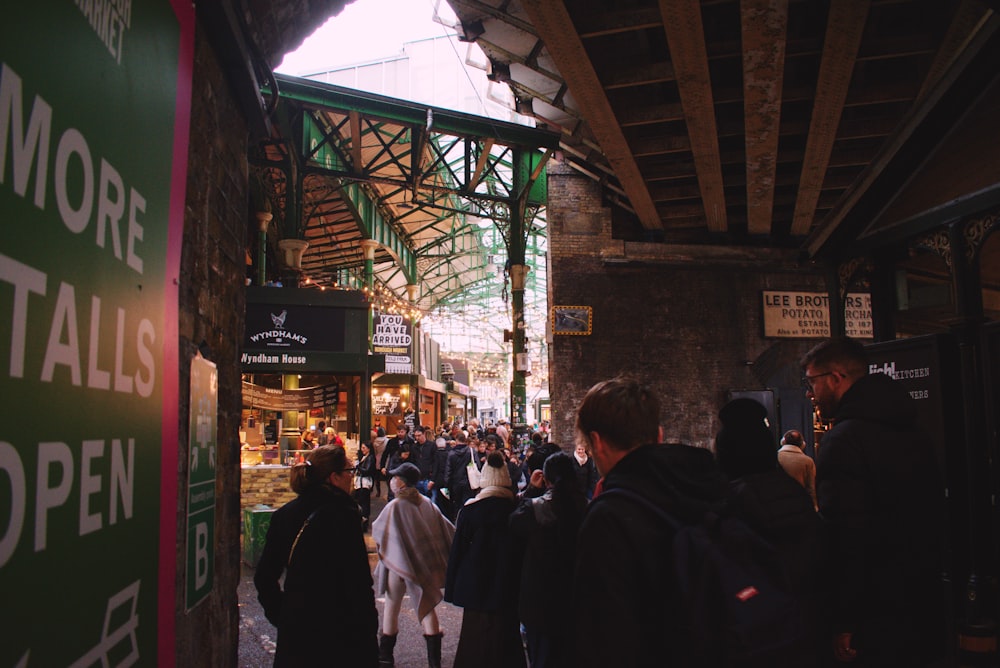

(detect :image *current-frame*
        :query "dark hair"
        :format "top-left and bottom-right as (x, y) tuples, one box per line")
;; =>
(527, 443), (559, 472)
(800, 337), (867, 377)
(543, 452), (588, 558)
(781, 430), (803, 447)
(289, 445), (347, 494)
(714, 399), (776, 479)
(576, 377), (659, 451)
(543, 451), (576, 486)
(413, 425), (426, 434)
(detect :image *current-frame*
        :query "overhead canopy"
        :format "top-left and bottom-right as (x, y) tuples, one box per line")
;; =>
(253, 73), (559, 313)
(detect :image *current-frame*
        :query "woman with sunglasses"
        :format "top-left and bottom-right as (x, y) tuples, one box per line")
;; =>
(254, 445), (378, 667)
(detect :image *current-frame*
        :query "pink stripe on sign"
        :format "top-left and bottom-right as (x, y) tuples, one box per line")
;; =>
(159, 0), (195, 664)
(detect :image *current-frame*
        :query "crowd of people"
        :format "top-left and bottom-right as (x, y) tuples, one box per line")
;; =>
(254, 336), (948, 668)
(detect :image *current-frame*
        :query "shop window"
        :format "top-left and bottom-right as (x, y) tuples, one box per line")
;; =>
(893, 242), (953, 336)
(980, 230), (1000, 322)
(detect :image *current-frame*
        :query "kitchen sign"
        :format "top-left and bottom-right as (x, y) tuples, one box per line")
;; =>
(762, 291), (872, 339)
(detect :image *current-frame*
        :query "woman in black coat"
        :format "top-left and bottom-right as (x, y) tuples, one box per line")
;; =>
(254, 445), (378, 667)
(445, 452), (526, 668)
(510, 451), (587, 668)
(353, 441), (377, 529)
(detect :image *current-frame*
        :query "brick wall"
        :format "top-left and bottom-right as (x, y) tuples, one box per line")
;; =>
(546, 162), (825, 450)
(241, 467), (298, 510)
(171, 27), (252, 668)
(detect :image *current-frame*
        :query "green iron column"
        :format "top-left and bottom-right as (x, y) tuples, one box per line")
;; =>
(277, 238), (308, 463)
(359, 239), (380, 442)
(279, 372), (301, 464)
(360, 239), (379, 351)
(509, 147), (529, 443)
(256, 212), (272, 286)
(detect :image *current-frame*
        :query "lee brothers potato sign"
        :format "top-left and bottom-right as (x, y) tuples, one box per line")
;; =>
(762, 291), (873, 339)
(1, 2), (193, 666)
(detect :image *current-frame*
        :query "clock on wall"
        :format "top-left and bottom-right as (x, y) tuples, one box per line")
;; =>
(551, 306), (593, 335)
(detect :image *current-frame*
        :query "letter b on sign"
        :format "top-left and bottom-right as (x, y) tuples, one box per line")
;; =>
(186, 512), (214, 608)
(195, 522), (209, 589)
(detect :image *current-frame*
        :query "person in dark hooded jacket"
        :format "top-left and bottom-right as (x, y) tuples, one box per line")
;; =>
(510, 451), (587, 668)
(571, 377), (730, 667)
(443, 434), (476, 518)
(802, 337), (946, 666)
(714, 397), (823, 667)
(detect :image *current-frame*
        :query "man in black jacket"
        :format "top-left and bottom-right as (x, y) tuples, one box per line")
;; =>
(571, 377), (730, 667)
(412, 425), (435, 496)
(429, 434), (453, 518)
(443, 433), (476, 519)
(802, 337), (946, 666)
(380, 423), (411, 480)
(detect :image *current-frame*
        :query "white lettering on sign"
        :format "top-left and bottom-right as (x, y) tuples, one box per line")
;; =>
(0, 437), (134, 568)
(0, 62), (146, 274)
(0, 253), (156, 395)
(240, 353), (279, 364)
(195, 522), (209, 589)
(75, 0), (134, 64)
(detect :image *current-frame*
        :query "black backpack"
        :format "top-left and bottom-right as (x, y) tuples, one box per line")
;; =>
(598, 487), (807, 668)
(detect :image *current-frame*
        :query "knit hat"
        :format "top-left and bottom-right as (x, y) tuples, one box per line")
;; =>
(388, 462), (420, 486)
(478, 452), (511, 488)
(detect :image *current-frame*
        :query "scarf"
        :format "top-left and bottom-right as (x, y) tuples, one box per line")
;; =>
(464, 485), (514, 506)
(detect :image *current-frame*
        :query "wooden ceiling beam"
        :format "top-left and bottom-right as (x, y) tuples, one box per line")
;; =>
(741, 0), (789, 235)
(659, 0), (728, 232)
(521, 0), (664, 231)
(791, 0), (871, 235)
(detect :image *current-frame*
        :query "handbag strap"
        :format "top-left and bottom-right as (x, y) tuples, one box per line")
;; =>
(287, 508), (320, 566)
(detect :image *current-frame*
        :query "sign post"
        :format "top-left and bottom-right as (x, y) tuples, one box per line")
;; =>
(186, 355), (217, 610)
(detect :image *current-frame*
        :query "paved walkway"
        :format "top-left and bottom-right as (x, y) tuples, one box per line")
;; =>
(238, 493), (466, 668)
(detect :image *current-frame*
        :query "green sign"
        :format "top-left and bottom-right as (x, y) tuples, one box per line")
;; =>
(186, 355), (217, 609)
(1, 1), (193, 665)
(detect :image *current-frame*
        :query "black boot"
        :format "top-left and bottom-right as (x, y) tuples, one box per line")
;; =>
(424, 633), (443, 668)
(378, 633), (397, 667)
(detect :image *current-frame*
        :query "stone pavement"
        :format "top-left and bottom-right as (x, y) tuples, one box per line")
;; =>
(238, 493), (466, 668)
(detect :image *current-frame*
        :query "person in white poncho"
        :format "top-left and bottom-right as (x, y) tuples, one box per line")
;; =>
(371, 462), (455, 668)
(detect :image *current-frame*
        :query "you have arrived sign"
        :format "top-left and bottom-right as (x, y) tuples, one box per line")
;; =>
(761, 291), (872, 339)
(372, 313), (412, 373)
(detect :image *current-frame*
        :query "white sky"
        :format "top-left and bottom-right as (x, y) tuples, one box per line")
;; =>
(276, 0), (459, 75)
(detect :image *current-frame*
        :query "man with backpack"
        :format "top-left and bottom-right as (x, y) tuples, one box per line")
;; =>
(571, 377), (805, 667)
(571, 377), (728, 666)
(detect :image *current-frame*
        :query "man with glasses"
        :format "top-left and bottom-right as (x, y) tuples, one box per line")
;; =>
(801, 337), (945, 666)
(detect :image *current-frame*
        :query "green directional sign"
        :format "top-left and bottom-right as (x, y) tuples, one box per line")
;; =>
(1, 1), (193, 665)
(186, 355), (217, 609)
